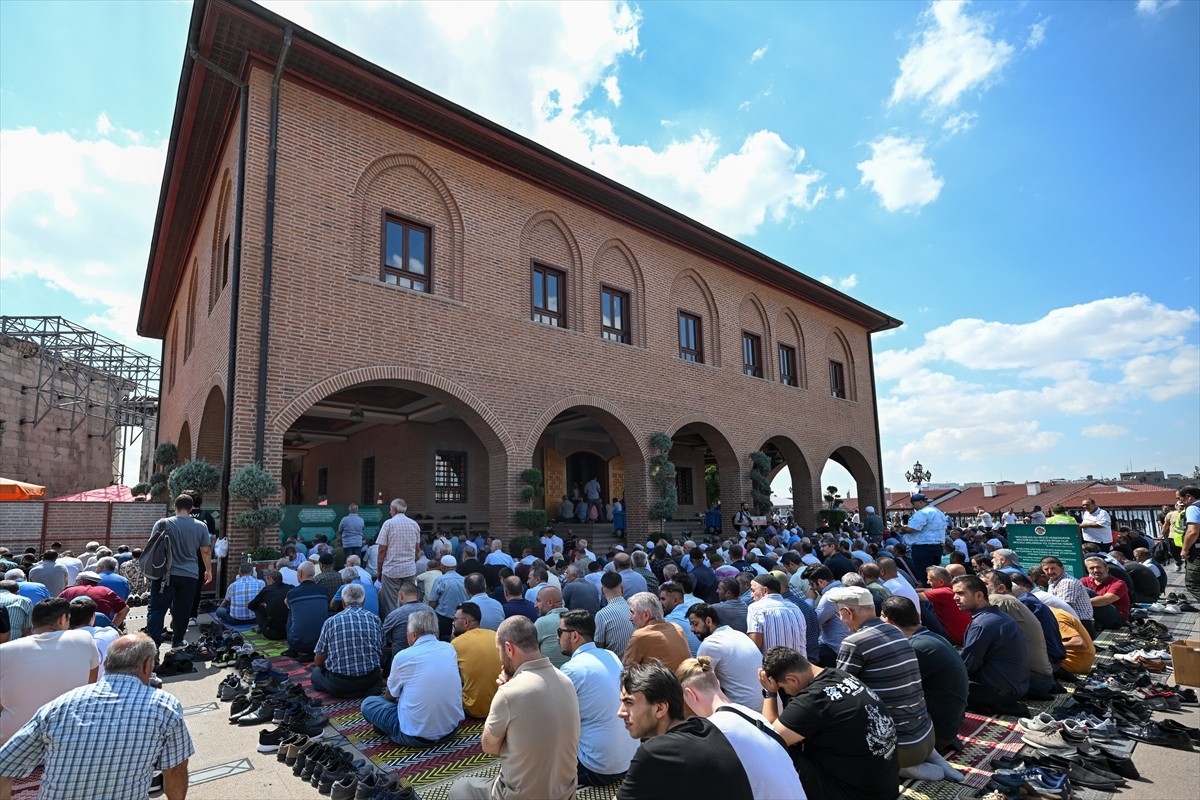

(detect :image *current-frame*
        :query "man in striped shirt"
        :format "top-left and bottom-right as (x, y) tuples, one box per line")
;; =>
(745, 574), (806, 655)
(828, 586), (942, 779)
(593, 572), (634, 659)
(1039, 556), (1096, 638)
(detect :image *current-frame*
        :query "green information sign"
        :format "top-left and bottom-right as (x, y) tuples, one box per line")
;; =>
(278, 504), (386, 545)
(1006, 524), (1085, 579)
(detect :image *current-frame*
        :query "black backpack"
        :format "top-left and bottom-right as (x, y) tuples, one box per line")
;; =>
(141, 517), (176, 584)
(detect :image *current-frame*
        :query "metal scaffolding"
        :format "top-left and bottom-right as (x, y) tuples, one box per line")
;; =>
(1, 316), (160, 485)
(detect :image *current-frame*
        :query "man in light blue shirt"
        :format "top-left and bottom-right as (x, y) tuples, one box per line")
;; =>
(901, 494), (949, 582)
(483, 539), (516, 570)
(429, 556), (468, 640)
(336, 504), (366, 559)
(360, 608), (464, 746)
(659, 582), (702, 657)
(332, 568), (379, 616)
(558, 609), (637, 785)
(464, 573), (504, 630)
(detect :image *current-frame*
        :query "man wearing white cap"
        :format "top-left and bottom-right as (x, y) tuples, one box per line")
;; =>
(863, 506), (885, 539)
(429, 556), (468, 641)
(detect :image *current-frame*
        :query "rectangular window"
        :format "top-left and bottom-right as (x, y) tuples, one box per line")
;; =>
(675, 467), (694, 506)
(601, 287), (630, 343)
(779, 344), (798, 386)
(829, 360), (847, 399)
(678, 312), (703, 363)
(317, 467), (328, 498)
(434, 451), (468, 504)
(531, 262), (566, 327)
(382, 214), (431, 292)
(742, 332), (763, 378)
(360, 456), (376, 505)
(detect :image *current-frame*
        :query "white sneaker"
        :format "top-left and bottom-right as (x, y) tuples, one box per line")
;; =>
(1018, 712), (1061, 733)
(1163, 604), (1182, 615)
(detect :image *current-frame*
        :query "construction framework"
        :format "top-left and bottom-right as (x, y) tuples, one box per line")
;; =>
(1, 316), (160, 485)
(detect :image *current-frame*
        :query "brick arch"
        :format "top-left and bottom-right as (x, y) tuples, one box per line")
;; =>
(827, 327), (857, 400)
(825, 444), (880, 514)
(350, 153), (465, 300)
(758, 431), (815, 524)
(519, 210), (583, 330)
(668, 268), (722, 366)
(664, 413), (741, 507)
(209, 169), (232, 313)
(524, 394), (646, 462)
(777, 308), (808, 388)
(739, 292), (772, 379)
(270, 366), (513, 455)
(177, 420), (193, 463)
(196, 384), (226, 466)
(593, 238), (646, 345)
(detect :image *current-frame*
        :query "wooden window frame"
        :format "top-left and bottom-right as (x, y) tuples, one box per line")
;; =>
(779, 344), (798, 387)
(678, 310), (704, 363)
(531, 260), (567, 328)
(601, 285), (631, 344)
(829, 360), (847, 400)
(676, 466), (694, 506)
(434, 451), (468, 504)
(380, 210), (433, 293)
(742, 331), (763, 378)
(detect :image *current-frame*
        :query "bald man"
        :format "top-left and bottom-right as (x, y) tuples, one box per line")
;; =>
(534, 586), (569, 668)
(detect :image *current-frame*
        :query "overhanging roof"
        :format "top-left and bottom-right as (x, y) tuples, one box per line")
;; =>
(139, 0), (902, 338)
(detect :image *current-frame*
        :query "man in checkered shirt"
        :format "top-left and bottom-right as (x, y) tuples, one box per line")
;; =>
(310, 583), (383, 697)
(0, 633), (194, 800)
(214, 562), (266, 626)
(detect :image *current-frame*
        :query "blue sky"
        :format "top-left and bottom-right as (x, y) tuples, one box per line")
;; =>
(1, 0), (1197, 496)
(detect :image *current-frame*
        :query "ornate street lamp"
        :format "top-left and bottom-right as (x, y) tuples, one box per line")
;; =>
(905, 460), (932, 489)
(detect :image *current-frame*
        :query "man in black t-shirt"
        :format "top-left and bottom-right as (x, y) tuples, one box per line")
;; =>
(616, 661), (752, 800)
(759, 646), (899, 800)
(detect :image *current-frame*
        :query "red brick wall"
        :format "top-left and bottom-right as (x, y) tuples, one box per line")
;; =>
(0, 501), (164, 555)
(155, 66), (886, 552)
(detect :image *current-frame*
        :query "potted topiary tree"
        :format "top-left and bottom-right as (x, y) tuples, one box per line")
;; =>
(648, 432), (678, 536)
(820, 485), (848, 529)
(168, 459), (221, 501)
(130, 482), (151, 501)
(149, 442), (178, 504)
(513, 468), (548, 553)
(748, 450), (772, 517)
(228, 463), (283, 559)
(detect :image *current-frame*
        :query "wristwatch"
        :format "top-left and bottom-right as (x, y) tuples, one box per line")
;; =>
(762, 688), (775, 698)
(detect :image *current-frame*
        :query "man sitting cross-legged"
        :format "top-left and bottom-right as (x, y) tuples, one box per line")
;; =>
(310, 583), (383, 698)
(214, 563), (264, 626)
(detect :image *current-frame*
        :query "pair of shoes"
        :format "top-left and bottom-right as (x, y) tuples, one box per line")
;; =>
(1020, 729), (1076, 754)
(1157, 718), (1200, 745)
(1117, 721), (1195, 750)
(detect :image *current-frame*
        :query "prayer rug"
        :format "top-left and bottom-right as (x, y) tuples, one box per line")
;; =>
(946, 712), (1026, 789)
(238, 629), (289, 658)
(9, 766), (41, 800)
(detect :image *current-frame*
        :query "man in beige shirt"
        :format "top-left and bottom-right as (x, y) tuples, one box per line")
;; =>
(449, 616), (580, 800)
(622, 592), (690, 673)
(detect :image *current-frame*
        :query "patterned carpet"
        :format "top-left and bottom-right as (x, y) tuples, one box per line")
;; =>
(898, 712), (1025, 799)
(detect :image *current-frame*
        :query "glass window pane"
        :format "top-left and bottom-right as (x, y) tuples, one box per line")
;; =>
(533, 271), (544, 307)
(602, 292), (613, 327)
(408, 228), (427, 275)
(385, 221), (405, 269)
(546, 274), (559, 312)
(612, 295), (623, 328)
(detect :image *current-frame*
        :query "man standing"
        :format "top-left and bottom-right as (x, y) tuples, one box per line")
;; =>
(310, 583), (383, 697)
(0, 633), (192, 800)
(28, 551), (69, 597)
(145, 494), (212, 650)
(732, 501), (754, 534)
(0, 598), (100, 743)
(1039, 556), (1096, 636)
(760, 646), (899, 800)
(540, 528), (564, 561)
(863, 505), (885, 539)
(429, 555), (469, 640)
(900, 494), (948, 581)
(686, 603), (764, 709)
(247, 569), (289, 640)
(375, 498), (422, 617)
(624, 592), (690, 672)
(336, 503), (366, 560)
(214, 563), (265, 626)
(594, 573), (634, 658)
(558, 610), (638, 787)
(952, 576), (1030, 714)
(1177, 485), (1200, 601)
(283, 562), (328, 660)
(1079, 498), (1113, 551)
(451, 602), (501, 719)
(616, 661), (753, 800)
(362, 609), (464, 747)
(448, 616), (580, 800)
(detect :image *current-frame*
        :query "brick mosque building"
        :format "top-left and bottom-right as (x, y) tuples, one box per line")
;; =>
(138, 0), (900, 553)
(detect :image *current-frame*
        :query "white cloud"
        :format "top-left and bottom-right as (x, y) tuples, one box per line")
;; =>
(750, 45), (769, 62)
(890, 0), (1015, 110)
(834, 187), (847, 199)
(602, 75), (622, 106)
(857, 135), (943, 211)
(96, 112), (113, 135)
(1136, 0), (1180, 15)
(942, 111), (977, 135)
(818, 274), (859, 290)
(1082, 424), (1130, 439)
(257, 0), (823, 238)
(1027, 19), (1048, 49)
(1121, 344), (1200, 400)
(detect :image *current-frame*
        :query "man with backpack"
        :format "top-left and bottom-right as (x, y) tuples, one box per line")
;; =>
(144, 495), (213, 650)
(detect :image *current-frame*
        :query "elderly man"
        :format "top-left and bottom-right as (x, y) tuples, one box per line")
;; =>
(745, 574), (806, 655)
(381, 581), (425, 670)
(992, 548), (1023, 576)
(310, 583), (383, 697)
(500, 575), (538, 622)
(685, 602), (763, 709)
(336, 503), (366, 559)
(484, 539), (517, 570)
(362, 608), (464, 746)
(918, 566), (972, 646)
(557, 609), (638, 786)
(1039, 556), (1096, 636)
(534, 586), (570, 668)
(881, 596), (968, 753)
(94, 556), (131, 600)
(900, 493), (949, 581)
(0, 582), (32, 640)
(0, 633), (193, 800)
(562, 564), (601, 615)
(311, 552), (342, 600)
(451, 602), (501, 719)
(0, 598), (100, 744)
(952, 575), (1029, 715)
(284, 562), (328, 660)
(462, 573), (504, 630)
(1081, 555), (1130, 629)
(630, 550), (660, 595)
(59, 571), (128, 629)
(449, 616), (580, 800)
(332, 566), (379, 616)
(375, 498), (422, 617)
(760, 646), (899, 800)
(429, 555), (469, 640)
(827, 586), (937, 776)
(623, 592), (690, 672)
(612, 552), (648, 599)
(616, 661), (754, 800)
(215, 563), (265, 626)
(247, 569), (289, 640)
(3, 570), (50, 609)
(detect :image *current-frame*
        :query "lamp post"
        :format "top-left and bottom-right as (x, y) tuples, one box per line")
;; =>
(905, 460), (932, 490)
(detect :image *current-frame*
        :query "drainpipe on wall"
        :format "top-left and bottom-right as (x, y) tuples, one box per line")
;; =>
(867, 334), (886, 514)
(254, 27), (293, 466)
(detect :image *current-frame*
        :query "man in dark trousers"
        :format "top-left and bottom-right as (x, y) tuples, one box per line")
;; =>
(248, 569), (290, 640)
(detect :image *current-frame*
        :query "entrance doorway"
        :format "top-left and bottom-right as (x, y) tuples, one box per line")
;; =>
(567, 452), (606, 503)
